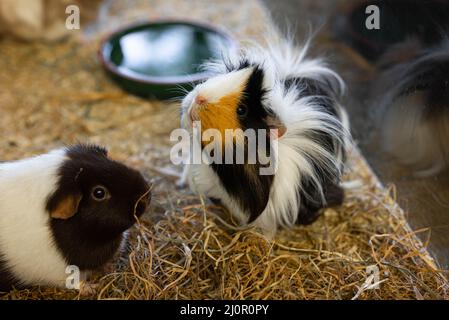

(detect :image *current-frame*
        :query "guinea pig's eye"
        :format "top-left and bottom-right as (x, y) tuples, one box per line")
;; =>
(236, 105), (248, 117)
(91, 185), (110, 201)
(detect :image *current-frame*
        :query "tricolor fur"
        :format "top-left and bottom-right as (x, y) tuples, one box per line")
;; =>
(180, 38), (351, 236)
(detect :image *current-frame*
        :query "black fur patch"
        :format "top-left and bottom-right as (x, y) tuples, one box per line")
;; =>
(426, 64), (449, 111)
(297, 179), (344, 225)
(238, 66), (270, 131)
(48, 144), (150, 270)
(211, 163), (274, 223)
(210, 66), (275, 222)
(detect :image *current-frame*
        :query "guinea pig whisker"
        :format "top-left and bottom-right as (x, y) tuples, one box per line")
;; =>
(170, 84), (191, 97)
(166, 96), (183, 104)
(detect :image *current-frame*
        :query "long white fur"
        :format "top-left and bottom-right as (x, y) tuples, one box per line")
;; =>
(0, 149), (78, 287)
(181, 38), (351, 236)
(194, 68), (253, 104)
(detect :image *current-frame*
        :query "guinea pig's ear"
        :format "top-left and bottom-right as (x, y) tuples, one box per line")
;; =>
(48, 192), (83, 220)
(265, 115), (287, 139)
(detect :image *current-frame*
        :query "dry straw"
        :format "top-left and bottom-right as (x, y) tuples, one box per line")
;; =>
(2, 151), (448, 300)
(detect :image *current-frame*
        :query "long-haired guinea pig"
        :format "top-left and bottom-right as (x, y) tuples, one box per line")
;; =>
(179, 38), (351, 236)
(374, 38), (449, 177)
(0, 144), (151, 290)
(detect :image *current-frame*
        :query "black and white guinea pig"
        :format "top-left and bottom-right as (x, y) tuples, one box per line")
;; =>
(179, 38), (351, 236)
(375, 38), (449, 176)
(0, 144), (151, 291)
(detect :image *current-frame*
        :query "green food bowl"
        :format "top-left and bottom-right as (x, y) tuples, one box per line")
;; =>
(99, 20), (237, 100)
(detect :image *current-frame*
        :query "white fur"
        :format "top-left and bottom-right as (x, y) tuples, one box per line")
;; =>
(181, 37), (351, 235)
(194, 68), (253, 104)
(0, 149), (79, 287)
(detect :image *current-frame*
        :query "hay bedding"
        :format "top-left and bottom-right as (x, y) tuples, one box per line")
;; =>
(0, 0), (448, 300)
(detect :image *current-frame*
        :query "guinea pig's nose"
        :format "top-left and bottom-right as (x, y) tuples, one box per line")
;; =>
(195, 95), (207, 106)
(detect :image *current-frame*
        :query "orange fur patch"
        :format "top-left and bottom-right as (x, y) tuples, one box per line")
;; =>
(198, 91), (243, 147)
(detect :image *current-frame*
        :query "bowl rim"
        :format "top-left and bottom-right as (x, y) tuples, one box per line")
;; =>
(98, 19), (239, 85)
